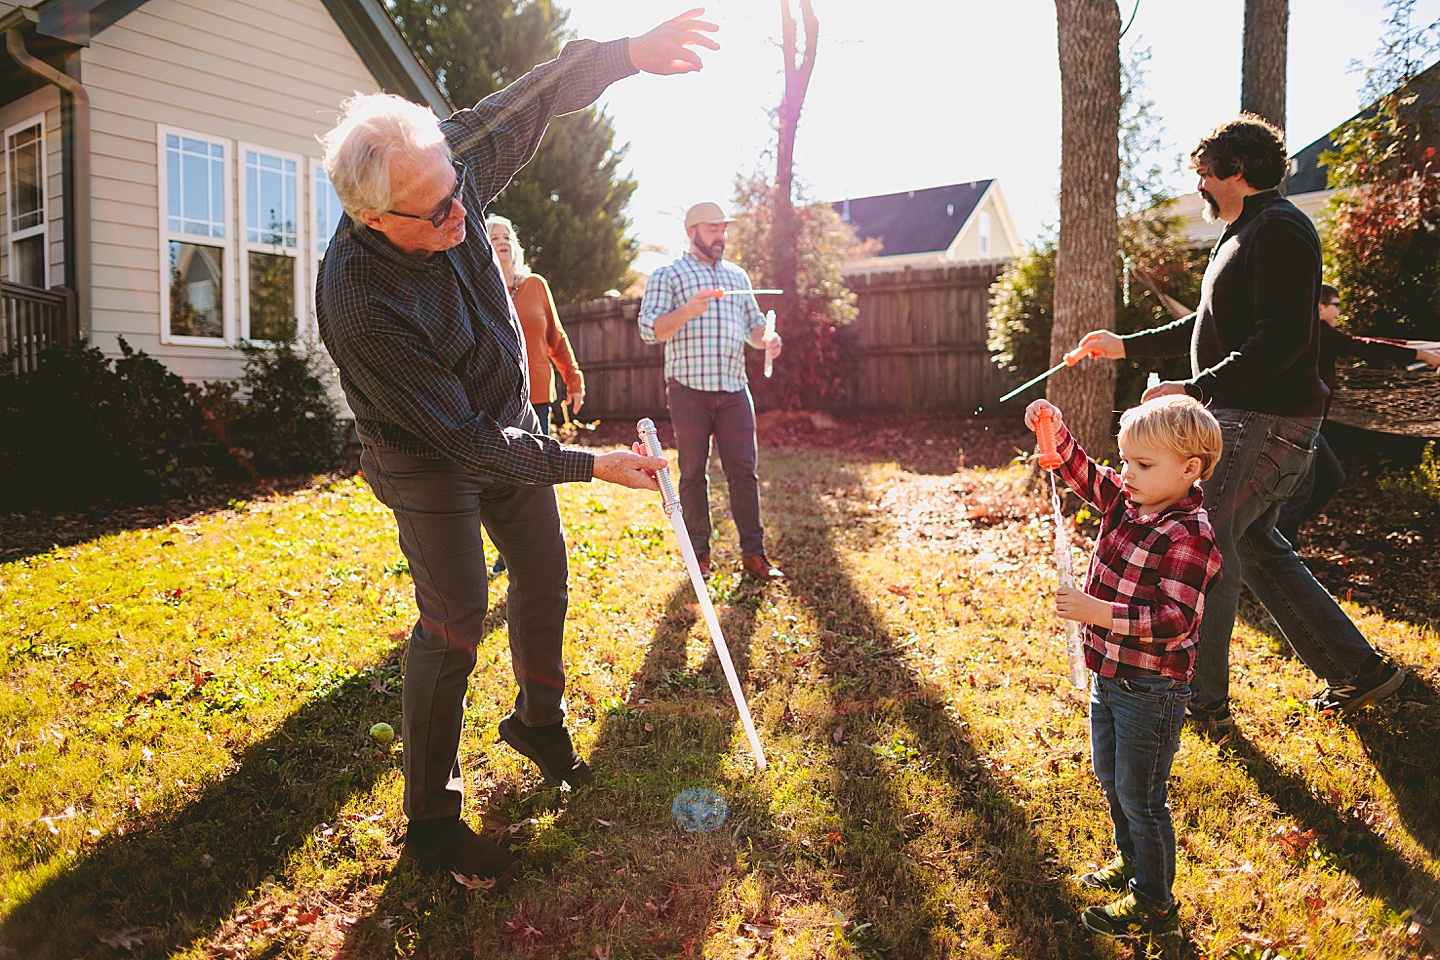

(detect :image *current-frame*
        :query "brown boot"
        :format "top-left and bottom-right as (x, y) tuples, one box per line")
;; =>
(402, 818), (520, 888)
(741, 554), (785, 581)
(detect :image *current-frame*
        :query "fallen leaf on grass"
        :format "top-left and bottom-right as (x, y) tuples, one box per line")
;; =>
(98, 929), (144, 950)
(504, 919), (542, 938)
(296, 909), (320, 925)
(1410, 921), (1440, 953)
(452, 871), (499, 890)
(740, 922), (777, 940)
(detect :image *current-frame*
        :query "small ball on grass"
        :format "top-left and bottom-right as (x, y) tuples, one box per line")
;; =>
(370, 722), (396, 743)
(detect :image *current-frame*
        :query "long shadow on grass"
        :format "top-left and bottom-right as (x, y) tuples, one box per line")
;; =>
(338, 577), (772, 958)
(767, 456), (1105, 959)
(1353, 673), (1440, 862)
(0, 646), (404, 960)
(1213, 717), (1440, 916)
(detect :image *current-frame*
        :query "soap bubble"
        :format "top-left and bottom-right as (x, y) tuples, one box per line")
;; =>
(672, 788), (729, 833)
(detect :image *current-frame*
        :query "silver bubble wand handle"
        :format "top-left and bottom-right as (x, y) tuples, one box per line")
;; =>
(636, 419), (767, 771)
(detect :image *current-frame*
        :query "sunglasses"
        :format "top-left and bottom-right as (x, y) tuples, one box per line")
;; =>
(386, 159), (467, 228)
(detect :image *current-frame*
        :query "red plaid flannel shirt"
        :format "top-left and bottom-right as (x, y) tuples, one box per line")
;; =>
(1053, 426), (1224, 681)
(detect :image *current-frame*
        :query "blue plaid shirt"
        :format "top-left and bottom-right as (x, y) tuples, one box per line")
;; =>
(638, 253), (766, 393)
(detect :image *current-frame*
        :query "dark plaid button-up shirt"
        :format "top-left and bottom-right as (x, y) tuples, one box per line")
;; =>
(317, 39), (635, 486)
(1053, 426), (1224, 682)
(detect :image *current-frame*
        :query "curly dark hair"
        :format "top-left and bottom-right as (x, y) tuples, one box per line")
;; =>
(1190, 114), (1288, 190)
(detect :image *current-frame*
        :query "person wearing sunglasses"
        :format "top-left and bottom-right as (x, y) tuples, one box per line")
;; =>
(315, 9), (719, 888)
(1276, 283), (1440, 546)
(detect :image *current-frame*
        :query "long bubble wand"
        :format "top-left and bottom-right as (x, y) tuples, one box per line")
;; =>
(638, 419), (768, 770)
(763, 310), (777, 379)
(1035, 408), (1088, 690)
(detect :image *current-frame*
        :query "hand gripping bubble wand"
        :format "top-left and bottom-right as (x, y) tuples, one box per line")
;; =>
(638, 419), (767, 770)
(763, 310), (777, 379)
(1034, 408), (1088, 690)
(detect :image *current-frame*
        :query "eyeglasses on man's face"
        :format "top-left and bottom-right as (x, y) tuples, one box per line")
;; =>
(387, 159), (467, 229)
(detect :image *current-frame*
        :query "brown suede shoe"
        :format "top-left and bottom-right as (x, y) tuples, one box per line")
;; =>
(741, 554), (785, 581)
(402, 819), (521, 889)
(498, 715), (595, 787)
(696, 555), (712, 579)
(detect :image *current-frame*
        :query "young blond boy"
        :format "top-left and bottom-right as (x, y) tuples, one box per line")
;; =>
(1025, 395), (1224, 938)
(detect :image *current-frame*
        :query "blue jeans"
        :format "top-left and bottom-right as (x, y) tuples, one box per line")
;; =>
(1091, 673), (1189, 911)
(1275, 430), (1345, 544)
(1193, 409), (1376, 707)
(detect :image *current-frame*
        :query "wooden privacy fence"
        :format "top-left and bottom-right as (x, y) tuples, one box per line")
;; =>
(556, 263), (1013, 420)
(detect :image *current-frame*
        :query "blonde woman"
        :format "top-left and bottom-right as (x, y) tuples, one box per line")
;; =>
(486, 215), (585, 435)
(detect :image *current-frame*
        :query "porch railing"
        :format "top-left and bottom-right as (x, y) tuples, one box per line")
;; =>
(2, 281), (77, 373)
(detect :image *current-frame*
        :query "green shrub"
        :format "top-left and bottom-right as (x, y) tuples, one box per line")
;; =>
(0, 339), (234, 509)
(233, 341), (343, 476)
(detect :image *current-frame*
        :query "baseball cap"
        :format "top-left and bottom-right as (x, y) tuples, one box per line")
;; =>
(684, 202), (738, 229)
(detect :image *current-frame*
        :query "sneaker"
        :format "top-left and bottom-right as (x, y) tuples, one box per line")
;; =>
(696, 555), (712, 580)
(402, 818), (521, 888)
(1309, 656), (1405, 715)
(490, 555), (506, 576)
(1082, 892), (1181, 939)
(498, 714), (594, 787)
(1185, 698), (1235, 738)
(1077, 856), (1134, 893)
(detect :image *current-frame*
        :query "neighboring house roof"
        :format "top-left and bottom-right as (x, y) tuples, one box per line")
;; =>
(1, 0), (450, 114)
(1288, 57), (1440, 197)
(833, 181), (994, 257)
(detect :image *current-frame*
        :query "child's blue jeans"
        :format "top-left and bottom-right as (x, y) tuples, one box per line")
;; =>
(1090, 672), (1189, 912)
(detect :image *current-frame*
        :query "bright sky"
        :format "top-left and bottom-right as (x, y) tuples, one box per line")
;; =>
(560, 0), (1440, 275)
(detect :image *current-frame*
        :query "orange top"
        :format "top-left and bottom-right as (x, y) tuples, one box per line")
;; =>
(510, 273), (584, 404)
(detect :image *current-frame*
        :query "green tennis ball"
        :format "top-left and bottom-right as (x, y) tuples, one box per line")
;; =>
(370, 722), (395, 743)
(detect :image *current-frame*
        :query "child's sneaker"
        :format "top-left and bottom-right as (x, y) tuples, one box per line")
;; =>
(1082, 892), (1181, 939)
(1076, 856), (1134, 893)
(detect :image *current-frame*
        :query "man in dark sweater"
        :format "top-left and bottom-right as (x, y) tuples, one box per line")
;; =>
(1069, 116), (1405, 733)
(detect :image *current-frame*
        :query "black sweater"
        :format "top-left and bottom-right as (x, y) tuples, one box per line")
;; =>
(1123, 190), (1330, 418)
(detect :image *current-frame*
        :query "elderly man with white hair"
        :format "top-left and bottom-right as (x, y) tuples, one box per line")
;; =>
(316, 9), (717, 885)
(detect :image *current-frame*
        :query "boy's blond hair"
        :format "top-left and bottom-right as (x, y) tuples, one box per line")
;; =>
(1118, 395), (1223, 481)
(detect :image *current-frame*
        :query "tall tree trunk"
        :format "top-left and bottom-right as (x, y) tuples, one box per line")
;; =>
(775, 0), (817, 366)
(1241, 0), (1288, 132)
(1053, 0), (1121, 456)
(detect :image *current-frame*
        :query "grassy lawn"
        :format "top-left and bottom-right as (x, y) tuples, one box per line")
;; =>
(2, 418), (1437, 959)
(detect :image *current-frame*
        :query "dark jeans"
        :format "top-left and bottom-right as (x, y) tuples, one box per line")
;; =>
(666, 379), (765, 557)
(1090, 673), (1189, 912)
(531, 402), (552, 436)
(358, 416), (569, 821)
(1194, 409), (1377, 707)
(1275, 430), (1345, 544)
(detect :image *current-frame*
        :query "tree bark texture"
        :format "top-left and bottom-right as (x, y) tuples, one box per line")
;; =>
(1053, 0), (1121, 456)
(1241, 0), (1288, 132)
(775, 0), (817, 333)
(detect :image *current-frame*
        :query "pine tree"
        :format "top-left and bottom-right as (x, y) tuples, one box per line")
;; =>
(387, 0), (638, 303)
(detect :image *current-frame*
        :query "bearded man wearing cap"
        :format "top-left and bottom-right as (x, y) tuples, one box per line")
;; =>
(638, 202), (785, 581)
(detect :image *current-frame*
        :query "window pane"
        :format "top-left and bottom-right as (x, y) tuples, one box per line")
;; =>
(12, 234), (45, 287)
(315, 168), (343, 255)
(7, 124), (44, 231)
(168, 240), (224, 339)
(246, 151), (297, 247)
(168, 136), (224, 237)
(248, 251), (296, 342)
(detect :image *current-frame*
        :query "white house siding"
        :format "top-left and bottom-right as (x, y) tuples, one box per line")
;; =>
(0, 85), (63, 288)
(82, 0), (381, 383)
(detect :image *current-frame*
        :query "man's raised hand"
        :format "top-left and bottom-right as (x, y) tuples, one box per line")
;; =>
(629, 8), (720, 75)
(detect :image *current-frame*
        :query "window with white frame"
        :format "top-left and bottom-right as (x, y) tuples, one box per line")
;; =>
(6, 116), (47, 288)
(240, 145), (301, 343)
(314, 163), (343, 258)
(161, 129), (230, 342)
(978, 211), (992, 256)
